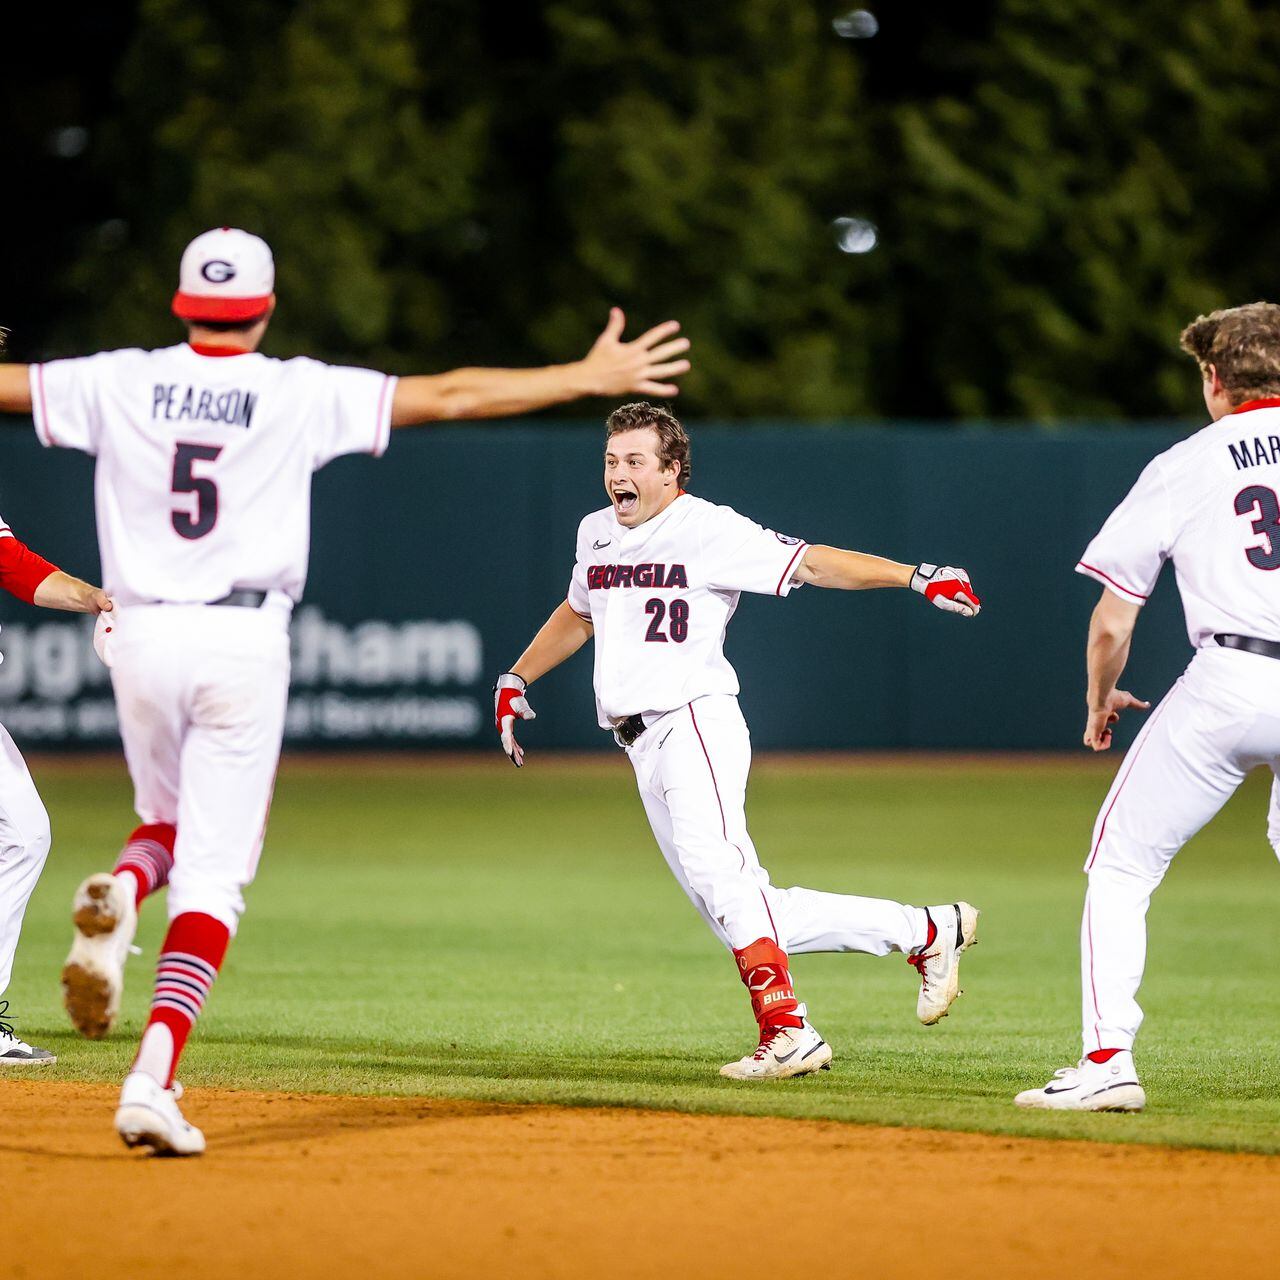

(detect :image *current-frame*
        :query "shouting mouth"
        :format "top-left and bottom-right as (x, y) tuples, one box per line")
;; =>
(613, 487), (639, 518)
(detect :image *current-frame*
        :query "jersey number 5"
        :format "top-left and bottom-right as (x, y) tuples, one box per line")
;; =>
(1234, 485), (1280, 571)
(644, 597), (690, 643)
(171, 442), (224, 540)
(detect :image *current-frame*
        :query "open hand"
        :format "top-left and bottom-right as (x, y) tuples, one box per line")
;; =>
(579, 308), (692, 398)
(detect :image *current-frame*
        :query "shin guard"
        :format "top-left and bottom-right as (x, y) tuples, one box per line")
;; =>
(734, 937), (803, 1032)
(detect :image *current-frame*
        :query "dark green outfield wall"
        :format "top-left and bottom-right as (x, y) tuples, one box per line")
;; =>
(0, 421), (1194, 752)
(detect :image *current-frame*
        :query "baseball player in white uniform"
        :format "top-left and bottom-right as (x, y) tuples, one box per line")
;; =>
(495, 402), (983, 1079)
(0, 227), (692, 1153)
(0, 520), (112, 1066)
(1017, 302), (1280, 1112)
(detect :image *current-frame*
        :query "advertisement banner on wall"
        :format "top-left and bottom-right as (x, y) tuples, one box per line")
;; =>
(0, 606), (488, 747)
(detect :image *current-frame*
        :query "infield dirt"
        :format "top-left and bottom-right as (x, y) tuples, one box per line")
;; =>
(4, 1081), (1274, 1280)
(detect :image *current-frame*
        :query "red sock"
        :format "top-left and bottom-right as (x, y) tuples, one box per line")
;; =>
(733, 938), (803, 1033)
(133, 912), (230, 1088)
(1087, 1047), (1125, 1064)
(113, 823), (176, 909)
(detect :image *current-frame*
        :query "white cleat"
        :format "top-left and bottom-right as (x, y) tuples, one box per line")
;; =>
(0, 1002), (56, 1066)
(62, 872), (137, 1039)
(719, 1022), (833, 1081)
(115, 1071), (206, 1156)
(1015, 1052), (1146, 1112)
(909, 901), (980, 1025)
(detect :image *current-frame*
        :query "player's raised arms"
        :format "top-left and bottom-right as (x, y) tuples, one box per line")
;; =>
(0, 226), (692, 1156)
(0, 310), (690, 425)
(390, 310), (689, 426)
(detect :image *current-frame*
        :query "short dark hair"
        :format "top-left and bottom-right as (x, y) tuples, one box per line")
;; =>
(184, 316), (268, 335)
(1180, 302), (1280, 403)
(605, 402), (691, 487)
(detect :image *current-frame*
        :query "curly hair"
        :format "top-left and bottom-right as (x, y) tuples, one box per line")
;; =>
(605, 401), (691, 487)
(1180, 302), (1280, 403)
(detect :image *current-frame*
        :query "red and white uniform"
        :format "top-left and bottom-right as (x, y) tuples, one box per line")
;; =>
(0, 518), (61, 997)
(1076, 399), (1280, 1054)
(568, 493), (927, 959)
(28, 346), (396, 931)
(32, 345), (393, 606)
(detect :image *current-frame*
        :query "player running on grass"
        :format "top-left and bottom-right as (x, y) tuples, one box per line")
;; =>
(494, 402), (983, 1079)
(1016, 302), (1280, 1112)
(0, 513), (113, 1066)
(0, 227), (691, 1154)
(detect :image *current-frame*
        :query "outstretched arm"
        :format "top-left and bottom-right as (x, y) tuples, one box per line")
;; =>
(792, 545), (981, 616)
(33, 571), (112, 614)
(1083, 587), (1148, 751)
(391, 309), (690, 428)
(791, 545), (914, 591)
(0, 366), (33, 415)
(0, 532), (109, 614)
(494, 601), (594, 767)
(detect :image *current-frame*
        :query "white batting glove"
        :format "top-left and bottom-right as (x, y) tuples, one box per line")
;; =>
(494, 672), (537, 768)
(910, 564), (982, 617)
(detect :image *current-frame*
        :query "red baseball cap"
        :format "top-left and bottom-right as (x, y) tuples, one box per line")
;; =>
(172, 227), (275, 322)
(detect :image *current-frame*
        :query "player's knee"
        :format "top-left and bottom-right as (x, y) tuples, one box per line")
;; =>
(1086, 858), (1162, 898)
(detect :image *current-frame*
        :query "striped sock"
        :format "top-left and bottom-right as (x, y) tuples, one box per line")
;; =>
(113, 823), (176, 908)
(132, 912), (230, 1088)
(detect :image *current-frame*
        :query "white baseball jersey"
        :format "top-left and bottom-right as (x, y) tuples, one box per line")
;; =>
(566, 493), (809, 726)
(1077, 401), (1280, 645)
(29, 345), (397, 606)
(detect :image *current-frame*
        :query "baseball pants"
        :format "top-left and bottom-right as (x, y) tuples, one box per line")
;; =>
(108, 599), (291, 934)
(626, 694), (927, 956)
(0, 725), (52, 998)
(1081, 645), (1280, 1054)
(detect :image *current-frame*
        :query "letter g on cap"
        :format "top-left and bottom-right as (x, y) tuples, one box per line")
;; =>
(201, 259), (237, 284)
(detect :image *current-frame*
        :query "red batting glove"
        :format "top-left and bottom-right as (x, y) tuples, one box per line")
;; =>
(910, 563), (982, 617)
(493, 672), (537, 768)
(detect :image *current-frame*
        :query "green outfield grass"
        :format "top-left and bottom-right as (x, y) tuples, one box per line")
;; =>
(5, 754), (1279, 1154)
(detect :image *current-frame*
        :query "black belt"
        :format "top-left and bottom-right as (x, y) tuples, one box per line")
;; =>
(613, 713), (648, 746)
(1215, 633), (1280, 660)
(208, 589), (268, 608)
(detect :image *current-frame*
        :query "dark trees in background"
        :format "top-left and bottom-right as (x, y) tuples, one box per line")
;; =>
(6, 0), (1280, 422)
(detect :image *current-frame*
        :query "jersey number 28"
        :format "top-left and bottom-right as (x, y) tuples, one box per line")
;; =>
(171, 442), (224, 540)
(644, 597), (690, 643)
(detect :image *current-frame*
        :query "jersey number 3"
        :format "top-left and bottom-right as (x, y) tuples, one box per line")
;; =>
(171, 442), (224, 540)
(644, 598), (689, 643)
(1234, 485), (1280, 571)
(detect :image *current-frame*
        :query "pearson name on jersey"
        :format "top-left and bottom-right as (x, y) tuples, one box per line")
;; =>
(567, 493), (808, 726)
(151, 382), (258, 429)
